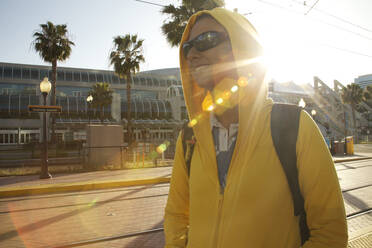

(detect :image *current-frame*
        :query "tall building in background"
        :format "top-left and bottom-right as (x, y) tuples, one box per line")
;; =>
(355, 74), (372, 89)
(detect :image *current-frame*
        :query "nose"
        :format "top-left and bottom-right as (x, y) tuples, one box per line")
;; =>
(185, 45), (200, 61)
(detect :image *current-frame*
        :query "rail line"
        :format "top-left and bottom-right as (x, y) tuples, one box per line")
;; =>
(51, 207), (372, 248)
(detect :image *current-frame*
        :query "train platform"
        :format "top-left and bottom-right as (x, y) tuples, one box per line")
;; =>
(0, 146), (371, 248)
(0, 150), (371, 198)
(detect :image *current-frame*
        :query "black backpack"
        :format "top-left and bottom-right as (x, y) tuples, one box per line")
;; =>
(181, 103), (310, 245)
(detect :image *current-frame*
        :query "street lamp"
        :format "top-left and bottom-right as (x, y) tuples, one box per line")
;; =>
(311, 109), (316, 119)
(86, 95), (93, 124)
(298, 98), (306, 108)
(40, 77), (52, 179)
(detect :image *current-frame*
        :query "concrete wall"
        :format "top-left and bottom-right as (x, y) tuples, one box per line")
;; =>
(86, 125), (123, 169)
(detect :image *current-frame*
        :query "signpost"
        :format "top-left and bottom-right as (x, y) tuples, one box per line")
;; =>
(28, 103), (61, 179)
(28, 105), (62, 113)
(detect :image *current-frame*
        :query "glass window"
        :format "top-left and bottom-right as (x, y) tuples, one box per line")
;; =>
(88, 73), (96, 83)
(40, 69), (48, 79)
(96, 73), (103, 82)
(140, 78), (146, 86)
(133, 77), (139, 85)
(81, 72), (88, 82)
(0, 66), (2, 78)
(48, 70), (53, 80)
(146, 78), (153, 87)
(73, 72), (81, 82)
(57, 71), (65, 81)
(65, 71), (73, 81)
(119, 77), (126, 84)
(112, 75), (119, 84)
(4, 67), (12, 78)
(31, 69), (39, 80)
(104, 73), (112, 83)
(160, 79), (166, 87)
(22, 68), (30, 79)
(13, 67), (21, 79)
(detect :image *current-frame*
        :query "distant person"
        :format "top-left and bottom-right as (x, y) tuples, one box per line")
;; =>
(164, 8), (347, 248)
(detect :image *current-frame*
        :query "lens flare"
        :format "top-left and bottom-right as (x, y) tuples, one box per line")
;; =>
(238, 77), (248, 87)
(188, 118), (198, 127)
(207, 104), (215, 111)
(231, 85), (238, 93)
(216, 98), (224, 104)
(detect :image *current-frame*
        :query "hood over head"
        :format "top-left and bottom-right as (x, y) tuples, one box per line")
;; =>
(180, 8), (272, 128)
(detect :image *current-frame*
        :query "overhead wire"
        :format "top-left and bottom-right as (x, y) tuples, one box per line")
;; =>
(133, 0), (166, 7)
(304, 0), (320, 15)
(257, 0), (372, 42)
(291, 0), (372, 34)
(133, 0), (372, 59)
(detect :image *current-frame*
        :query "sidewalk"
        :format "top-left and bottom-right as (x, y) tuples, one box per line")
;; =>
(0, 152), (371, 198)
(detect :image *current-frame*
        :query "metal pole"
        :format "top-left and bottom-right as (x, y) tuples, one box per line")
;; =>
(40, 92), (52, 179)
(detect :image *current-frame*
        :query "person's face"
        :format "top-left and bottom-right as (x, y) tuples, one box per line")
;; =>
(185, 16), (237, 90)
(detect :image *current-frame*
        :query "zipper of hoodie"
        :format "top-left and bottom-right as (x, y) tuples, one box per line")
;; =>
(212, 187), (224, 248)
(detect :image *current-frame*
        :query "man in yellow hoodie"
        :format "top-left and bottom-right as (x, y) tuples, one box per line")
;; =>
(164, 8), (347, 248)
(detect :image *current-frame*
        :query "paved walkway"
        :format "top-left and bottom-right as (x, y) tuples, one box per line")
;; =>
(0, 150), (371, 198)
(0, 146), (371, 247)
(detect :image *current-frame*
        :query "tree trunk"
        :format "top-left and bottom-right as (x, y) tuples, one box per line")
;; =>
(51, 60), (57, 144)
(126, 73), (132, 146)
(351, 105), (358, 143)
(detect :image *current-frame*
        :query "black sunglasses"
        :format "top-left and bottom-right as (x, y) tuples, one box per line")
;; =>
(182, 31), (228, 57)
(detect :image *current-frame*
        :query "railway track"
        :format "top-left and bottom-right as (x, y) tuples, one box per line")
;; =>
(0, 183), (364, 248)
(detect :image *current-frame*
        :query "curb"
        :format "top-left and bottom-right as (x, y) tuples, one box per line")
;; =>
(0, 177), (171, 198)
(334, 157), (372, 163)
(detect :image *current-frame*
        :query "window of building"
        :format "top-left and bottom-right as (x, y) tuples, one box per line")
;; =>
(112, 75), (119, 84)
(57, 71), (65, 81)
(96, 73), (103, 82)
(2, 88), (11, 95)
(40, 69), (48, 79)
(88, 73), (96, 83)
(81, 72), (88, 82)
(147, 78), (153, 87)
(133, 77), (139, 85)
(104, 73), (112, 83)
(73, 72), (81, 82)
(65, 71), (73, 81)
(31, 69), (39, 80)
(48, 70), (53, 80)
(119, 77), (126, 85)
(73, 91), (82, 97)
(0, 66), (2, 78)
(13, 67), (21, 79)
(3, 67), (12, 78)
(140, 78), (146, 86)
(22, 68), (30, 79)
(160, 79), (166, 87)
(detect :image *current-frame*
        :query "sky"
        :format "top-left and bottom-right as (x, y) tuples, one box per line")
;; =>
(0, 0), (371, 88)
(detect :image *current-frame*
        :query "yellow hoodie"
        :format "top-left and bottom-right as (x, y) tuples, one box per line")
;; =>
(164, 8), (347, 248)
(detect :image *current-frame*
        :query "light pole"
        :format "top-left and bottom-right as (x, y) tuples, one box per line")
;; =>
(40, 77), (52, 179)
(311, 109), (316, 120)
(298, 98), (306, 108)
(87, 95), (93, 124)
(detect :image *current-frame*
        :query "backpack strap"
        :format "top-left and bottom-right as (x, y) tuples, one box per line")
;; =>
(181, 122), (196, 177)
(271, 103), (310, 245)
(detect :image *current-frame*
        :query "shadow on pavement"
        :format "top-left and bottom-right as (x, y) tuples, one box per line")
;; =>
(0, 184), (156, 243)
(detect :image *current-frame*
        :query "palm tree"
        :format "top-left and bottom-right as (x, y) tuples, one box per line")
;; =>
(32, 21), (74, 142)
(89, 82), (113, 123)
(364, 85), (372, 101)
(341, 83), (363, 142)
(109, 34), (145, 146)
(161, 0), (225, 47)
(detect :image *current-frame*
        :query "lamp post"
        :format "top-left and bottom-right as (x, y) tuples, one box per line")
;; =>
(311, 109), (316, 120)
(86, 95), (93, 124)
(40, 77), (52, 179)
(298, 98), (306, 108)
